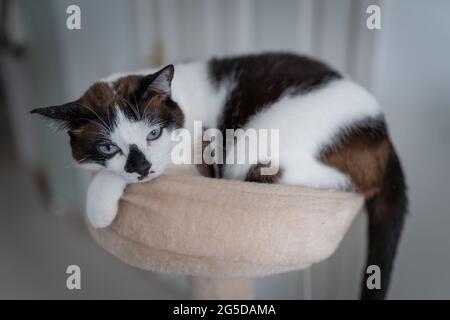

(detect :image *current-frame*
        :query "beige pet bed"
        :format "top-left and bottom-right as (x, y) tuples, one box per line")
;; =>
(89, 174), (363, 299)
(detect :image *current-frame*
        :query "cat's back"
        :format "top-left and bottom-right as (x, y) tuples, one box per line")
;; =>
(208, 52), (340, 93)
(206, 52), (380, 130)
(206, 53), (383, 188)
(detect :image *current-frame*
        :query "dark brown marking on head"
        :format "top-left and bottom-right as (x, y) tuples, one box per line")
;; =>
(319, 117), (391, 197)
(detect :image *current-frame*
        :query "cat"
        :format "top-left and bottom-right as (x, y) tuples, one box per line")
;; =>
(31, 52), (407, 299)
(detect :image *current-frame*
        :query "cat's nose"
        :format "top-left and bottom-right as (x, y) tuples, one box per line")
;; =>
(124, 144), (151, 178)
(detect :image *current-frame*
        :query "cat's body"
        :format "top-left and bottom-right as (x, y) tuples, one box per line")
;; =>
(32, 53), (407, 299)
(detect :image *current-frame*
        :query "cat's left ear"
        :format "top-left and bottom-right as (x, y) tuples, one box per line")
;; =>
(138, 64), (174, 100)
(30, 101), (84, 130)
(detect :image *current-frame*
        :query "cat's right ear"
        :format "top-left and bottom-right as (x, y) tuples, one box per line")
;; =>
(30, 101), (82, 130)
(137, 64), (175, 100)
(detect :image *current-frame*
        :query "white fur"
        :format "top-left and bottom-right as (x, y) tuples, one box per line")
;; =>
(171, 62), (229, 132)
(106, 108), (175, 183)
(86, 170), (127, 228)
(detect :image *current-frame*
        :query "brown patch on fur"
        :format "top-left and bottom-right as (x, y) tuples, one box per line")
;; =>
(320, 118), (390, 197)
(113, 75), (144, 97)
(78, 82), (115, 111)
(245, 163), (283, 183)
(70, 121), (107, 162)
(77, 77), (141, 113)
(315, 119), (407, 300)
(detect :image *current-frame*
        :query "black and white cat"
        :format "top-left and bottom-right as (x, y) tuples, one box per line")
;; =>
(32, 53), (407, 299)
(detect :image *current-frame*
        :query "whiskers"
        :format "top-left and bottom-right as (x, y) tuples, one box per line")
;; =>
(142, 97), (154, 122)
(117, 95), (141, 121)
(79, 103), (114, 133)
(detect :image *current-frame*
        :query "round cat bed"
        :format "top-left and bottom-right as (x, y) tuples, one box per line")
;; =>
(88, 174), (363, 299)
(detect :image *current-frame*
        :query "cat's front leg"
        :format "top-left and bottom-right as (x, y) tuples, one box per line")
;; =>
(86, 171), (127, 228)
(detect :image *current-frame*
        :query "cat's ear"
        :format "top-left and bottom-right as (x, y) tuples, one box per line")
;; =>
(30, 101), (84, 130)
(138, 64), (174, 100)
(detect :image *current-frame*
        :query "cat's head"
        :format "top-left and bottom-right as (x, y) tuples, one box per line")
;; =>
(31, 65), (184, 183)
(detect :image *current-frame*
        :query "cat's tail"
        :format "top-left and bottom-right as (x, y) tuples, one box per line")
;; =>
(360, 145), (408, 300)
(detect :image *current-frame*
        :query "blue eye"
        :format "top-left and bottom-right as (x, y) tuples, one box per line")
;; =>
(147, 127), (162, 141)
(98, 144), (120, 156)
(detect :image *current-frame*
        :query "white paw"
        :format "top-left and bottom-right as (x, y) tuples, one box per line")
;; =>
(86, 171), (127, 229)
(87, 197), (119, 228)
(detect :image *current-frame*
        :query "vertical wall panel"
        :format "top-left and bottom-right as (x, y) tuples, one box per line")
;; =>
(135, 0), (158, 67)
(314, 0), (353, 72)
(177, 0), (206, 60)
(349, 0), (385, 93)
(297, 0), (315, 55)
(203, 0), (226, 57)
(155, 0), (180, 63)
(226, 0), (256, 54)
(254, 0), (300, 52)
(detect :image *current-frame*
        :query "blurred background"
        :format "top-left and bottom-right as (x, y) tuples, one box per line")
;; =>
(0, 0), (449, 299)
